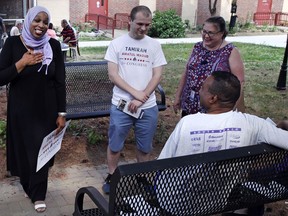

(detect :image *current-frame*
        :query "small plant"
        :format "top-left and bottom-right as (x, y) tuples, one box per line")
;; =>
(0, 120), (6, 148)
(87, 129), (104, 145)
(184, 19), (191, 30)
(148, 9), (186, 38)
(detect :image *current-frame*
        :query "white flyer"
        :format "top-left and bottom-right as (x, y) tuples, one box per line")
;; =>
(36, 120), (71, 172)
(117, 99), (144, 119)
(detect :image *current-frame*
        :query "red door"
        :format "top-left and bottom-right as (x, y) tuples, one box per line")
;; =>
(89, 0), (108, 16)
(257, 0), (272, 12)
(255, 0), (273, 25)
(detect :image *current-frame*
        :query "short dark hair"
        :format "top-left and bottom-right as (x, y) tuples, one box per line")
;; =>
(209, 71), (241, 106)
(204, 16), (228, 39)
(48, 23), (53, 29)
(130, 5), (152, 21)
(61, 19), (68, 25)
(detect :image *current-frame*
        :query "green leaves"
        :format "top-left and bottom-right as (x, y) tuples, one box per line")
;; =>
(148, 9), (186, 38)
(0, 120), (6, 148)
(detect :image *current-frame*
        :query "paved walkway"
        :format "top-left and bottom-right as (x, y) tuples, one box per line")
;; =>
(0, 163), (109, 216)
(1, 33), (288, 216)
(80, 32), (288, 48)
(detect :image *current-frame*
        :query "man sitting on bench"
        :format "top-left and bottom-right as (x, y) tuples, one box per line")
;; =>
(158, 71), (288, 216)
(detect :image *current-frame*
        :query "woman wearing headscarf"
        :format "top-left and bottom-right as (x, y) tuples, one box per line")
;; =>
(0, 6), (66, 212)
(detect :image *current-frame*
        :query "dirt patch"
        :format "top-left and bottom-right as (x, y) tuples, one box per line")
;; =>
(0, 87), (170, 180)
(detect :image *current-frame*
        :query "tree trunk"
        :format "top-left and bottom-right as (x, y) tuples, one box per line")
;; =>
(209, 0), (218, 16)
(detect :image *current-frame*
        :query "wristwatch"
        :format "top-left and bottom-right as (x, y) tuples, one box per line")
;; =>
(58, 112), (67, 117)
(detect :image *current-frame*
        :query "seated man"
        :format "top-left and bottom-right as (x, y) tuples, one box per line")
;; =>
(57, 19), (76, 47)
(10, 19), (23, 36)
(157, 71), (288, 216)
(159, 71), (288, 158)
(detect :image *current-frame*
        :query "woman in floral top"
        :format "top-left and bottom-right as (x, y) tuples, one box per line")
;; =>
(173, 16), (245, 116)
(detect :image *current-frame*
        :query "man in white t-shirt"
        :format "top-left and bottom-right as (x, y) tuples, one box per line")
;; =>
(159, 71), (288, 159)
(158, 71), (288, 216)
(102, 5), (167, 194)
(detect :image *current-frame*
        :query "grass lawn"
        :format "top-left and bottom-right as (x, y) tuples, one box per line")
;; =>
(72, 42), (288, 143)
(78, 42), (287, 122)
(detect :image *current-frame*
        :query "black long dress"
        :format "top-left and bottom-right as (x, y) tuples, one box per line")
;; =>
(0, 36), (66, 202)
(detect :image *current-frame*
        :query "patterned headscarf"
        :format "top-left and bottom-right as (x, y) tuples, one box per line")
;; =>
(21, 6), (52, 74)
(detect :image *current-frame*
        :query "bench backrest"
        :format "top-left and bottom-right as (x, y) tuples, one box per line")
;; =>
(65, 61), (166, 120)
(65, 61), (112, 119)
(109, 144), (288, 215)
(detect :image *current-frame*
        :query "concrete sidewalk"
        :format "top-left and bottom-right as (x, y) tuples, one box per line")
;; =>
(0, 163), (109, 216)
(0, 157), (135, 216)
(79, 33), (288, 48)
(0, 165), (104, 216)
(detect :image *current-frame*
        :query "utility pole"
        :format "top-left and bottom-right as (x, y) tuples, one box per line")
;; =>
(276, 34), (288, 90)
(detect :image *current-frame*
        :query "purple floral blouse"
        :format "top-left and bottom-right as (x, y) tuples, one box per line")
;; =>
(181, 41), (235, 114)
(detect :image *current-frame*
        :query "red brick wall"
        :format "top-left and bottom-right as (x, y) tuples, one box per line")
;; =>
(197, 0), (259, 26)
(156, 0), (182, 15)
(272, 0), (283, 11)
(70, 0), (88, 24)
(108, 0), (139, 17)
(197, 0), (222, 26)
(235, 0), (258, 24)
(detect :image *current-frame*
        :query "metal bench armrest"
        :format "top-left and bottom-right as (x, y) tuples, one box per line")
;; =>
(73, 186), (109, 216)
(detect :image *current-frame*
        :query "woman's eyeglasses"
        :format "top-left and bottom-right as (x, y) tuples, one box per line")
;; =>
(201, 30), (220, 38)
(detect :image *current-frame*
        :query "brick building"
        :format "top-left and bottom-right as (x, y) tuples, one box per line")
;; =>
(1, 0), (288, 30)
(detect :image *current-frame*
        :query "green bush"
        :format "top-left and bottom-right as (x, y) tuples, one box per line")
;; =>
(0, 120), (6, 148)
(148, 9), (186, 38)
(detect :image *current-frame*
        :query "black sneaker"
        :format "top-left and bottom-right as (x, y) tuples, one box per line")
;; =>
(102, 173), (112, 194)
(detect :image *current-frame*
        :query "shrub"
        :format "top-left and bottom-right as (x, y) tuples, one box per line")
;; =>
(0, 120), (6, 148)
(148, 9), (186, 38)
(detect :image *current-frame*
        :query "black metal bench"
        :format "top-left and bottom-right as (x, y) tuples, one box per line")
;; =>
(65, 61), (166, 120)
(72, 144), (288, 216)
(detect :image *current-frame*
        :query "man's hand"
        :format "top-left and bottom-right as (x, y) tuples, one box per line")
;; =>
(132, 90), (149, 103)
(128, 100), (143, 113)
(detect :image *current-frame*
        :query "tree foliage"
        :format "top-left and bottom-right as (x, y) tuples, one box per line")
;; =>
(148, 9), (186, 38)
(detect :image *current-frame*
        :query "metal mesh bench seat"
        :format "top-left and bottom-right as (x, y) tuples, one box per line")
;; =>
(73, 144), (288, 216)
(65, 61), (166, 120)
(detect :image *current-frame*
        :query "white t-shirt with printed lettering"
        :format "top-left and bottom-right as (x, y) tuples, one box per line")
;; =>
(159, 111), (288, 159)
(105, 34), (167, 109)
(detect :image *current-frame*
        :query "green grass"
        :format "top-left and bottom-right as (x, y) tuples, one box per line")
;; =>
(79, 42), (287, 123)
(1, 42), (287, 147)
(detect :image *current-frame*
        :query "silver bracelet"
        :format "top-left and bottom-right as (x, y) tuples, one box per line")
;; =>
(58, 112), (67, 117)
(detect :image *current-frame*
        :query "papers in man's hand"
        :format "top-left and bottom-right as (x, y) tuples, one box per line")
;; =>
(117, 99), (144, 119)
(36, 120), (71, 172)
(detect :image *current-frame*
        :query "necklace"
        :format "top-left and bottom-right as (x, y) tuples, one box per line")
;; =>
(205, 40), (224, 51)
(20, 36), (32, 53)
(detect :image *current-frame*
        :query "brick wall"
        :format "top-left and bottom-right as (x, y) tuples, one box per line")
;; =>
(70, 0), (88, 24)
(272, 0), (284, 11)
(197, 0), (259, 26)
(235, 0), (258, 24)
(197, 0), (222, 26)
(156, 0), (182, 15)
(108, 0), (139, 17)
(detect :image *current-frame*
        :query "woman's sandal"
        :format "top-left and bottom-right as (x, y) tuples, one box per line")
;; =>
(34, 201), (46, 213)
